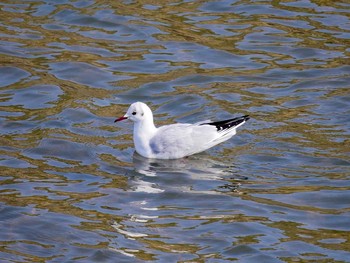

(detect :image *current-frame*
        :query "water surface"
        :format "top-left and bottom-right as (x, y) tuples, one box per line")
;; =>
(1, 0), (350, 262)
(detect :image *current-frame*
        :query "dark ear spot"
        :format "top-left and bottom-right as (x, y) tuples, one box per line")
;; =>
(141, 112), (144, 116)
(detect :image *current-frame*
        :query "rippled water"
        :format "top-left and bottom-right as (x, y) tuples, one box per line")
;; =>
(1, 0), (350, 262)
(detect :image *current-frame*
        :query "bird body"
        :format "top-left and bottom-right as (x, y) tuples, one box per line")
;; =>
(115, 102), (249, 159)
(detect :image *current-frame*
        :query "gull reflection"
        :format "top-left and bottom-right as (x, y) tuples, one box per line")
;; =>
(131, 178), (164, 193)
(132, 152), (237, 179)
(129, 152), (246, 196)
(109, 153), (245, 257)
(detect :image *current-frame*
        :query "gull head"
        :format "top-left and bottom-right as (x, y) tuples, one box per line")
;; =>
(115, 102), (153, 123)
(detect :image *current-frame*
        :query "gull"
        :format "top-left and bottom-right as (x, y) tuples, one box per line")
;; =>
(115, 102), (249, 159)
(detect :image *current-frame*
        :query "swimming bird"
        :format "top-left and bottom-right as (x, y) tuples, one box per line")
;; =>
(115, 102), (249, 159)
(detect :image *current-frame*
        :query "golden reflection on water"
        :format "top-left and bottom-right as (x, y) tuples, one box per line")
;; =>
(1, 0), (350, 261)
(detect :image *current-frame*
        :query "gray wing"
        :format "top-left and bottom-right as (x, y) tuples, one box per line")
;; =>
(150, 123), (218, 159)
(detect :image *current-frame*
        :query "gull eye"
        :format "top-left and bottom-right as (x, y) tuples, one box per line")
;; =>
(132, 111), (136, 115)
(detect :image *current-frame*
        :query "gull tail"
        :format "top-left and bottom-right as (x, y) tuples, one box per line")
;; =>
(201, 115), (250, 132)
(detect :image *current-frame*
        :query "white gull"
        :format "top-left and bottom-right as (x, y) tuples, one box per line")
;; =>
(115, 102), (249, 159)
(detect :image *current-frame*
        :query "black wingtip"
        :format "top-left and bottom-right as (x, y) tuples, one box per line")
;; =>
(201, 115), (250, 131)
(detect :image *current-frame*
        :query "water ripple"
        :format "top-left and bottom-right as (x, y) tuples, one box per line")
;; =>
(0, 0), (349, 261)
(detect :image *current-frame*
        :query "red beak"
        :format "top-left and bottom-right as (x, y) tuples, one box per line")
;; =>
(114, 116), (128, 122)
